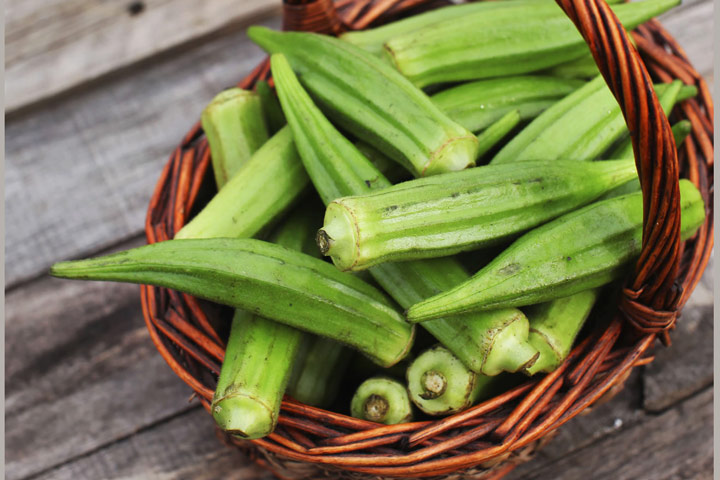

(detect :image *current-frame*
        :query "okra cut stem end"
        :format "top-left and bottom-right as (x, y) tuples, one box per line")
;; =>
(318, 201), (361, 271)
(351, 377), (413, 424)
(212, 394), (275, 440)
(482, 314), (539, 376)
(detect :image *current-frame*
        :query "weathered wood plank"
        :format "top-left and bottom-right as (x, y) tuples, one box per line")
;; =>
(32, 408), (275, 480)
(5, 2), (712, 289)
(642, 257), (713, 412)
(5, 0), (280, 113)
(507, 387), (712, 480)
(6, 237), (200, 480)
(5, 14), (280, 289)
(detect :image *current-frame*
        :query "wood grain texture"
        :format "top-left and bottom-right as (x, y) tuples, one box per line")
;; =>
(506, 387), (712, 480)
(6, 237), (197, 480)
(5, 1), (712, 289)
(5, 0), (281, 113)
(5, 15), (280, 289)
(31, 408), (275, 480)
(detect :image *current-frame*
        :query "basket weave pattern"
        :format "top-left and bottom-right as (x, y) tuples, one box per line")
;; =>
(141, 0), (714, 478)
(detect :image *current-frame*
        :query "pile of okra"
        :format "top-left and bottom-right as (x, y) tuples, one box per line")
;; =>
(52, 0), (705, 439)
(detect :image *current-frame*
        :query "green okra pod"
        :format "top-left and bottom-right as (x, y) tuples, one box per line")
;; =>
(287, 336), (351, 408)
(492, 77), (696, 164)
(543, 54), (600, 79)
(271, 52), (536, 376)
(406, 345), (495, 416)
(474, 110), (521, 159)
(256, 80), (286, 135)
(201, 88), (269, 189)
(523, 289), (600, 375)
(384, 0), (679, 88)
(318, 159), (638, 271)
(251, 34), (479, 178)
(340, 0), (545, 57)
(50, 238), (414, 367)
(351, 377), (413, 424)
(211, 212), (317, 439)
(212, 311), (302, 439)
(175, 126), (308, 240)
(430, 75), (584, 133)
(407, 179), (706, 321)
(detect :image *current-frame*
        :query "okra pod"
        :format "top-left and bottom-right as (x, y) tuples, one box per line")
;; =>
(340, 0), (544, 57)
(175, 126), (308, 240)
(492, 78), (695, 164)
(430, 76), (584, 133)
(211, 212), (316, 439)
(384, 0), (679, 87)
(256, 80), (286, 135)
(251, 33), (479, 177)
(474, 110), (521, 159)
(407, 180), (705, 320)
(407, 345), (494, 415)
(201, 88), (269, 189)
(351, 377), (413, 424)
(319, 159), (638, 271)
(50, 238), (414, 367)
(287, 336), (351, 408)
(271, 52), (536, 375)
(523, 289), (600, 375)
(543, 54), (600, 79)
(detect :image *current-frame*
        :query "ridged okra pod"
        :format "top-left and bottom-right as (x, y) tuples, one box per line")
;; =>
(339, 0), (544, 57)
(50, 238), (414, 367)
(407, 180), (705, 321)
(523, 289), (600, 375)
(407, 345), (495, 415)
(492, 77), (696, 164)
(384, 0), (679, 87)
(211, 212), (316, 439)
(431, 76), (584, 133)
(250, 30), (480, 177)
(287, 336), (351, 408)
(319, 159), (638, 271)
(351, 377), (413, 424)
(201, 88), (269, 189)
(175, 126), (308, 240)
(255, 80), (286, 135)
(271, 52), (536, 375)
(474, 110), (521, 159)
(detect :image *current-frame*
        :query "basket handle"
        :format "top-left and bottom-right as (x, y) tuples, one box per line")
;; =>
(555, 0), (682, 345)
(282, 0), (342, 34)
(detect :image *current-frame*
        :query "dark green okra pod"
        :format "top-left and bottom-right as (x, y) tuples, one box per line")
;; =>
(351, 377), (413, 424)
(50, 238), (414, 368)
(271, 53), (536, 376)
(407, 180), (705, 321)
(287, 336), (351, 408)
(249, 29), (480, 177)
(256, 80), (287, 135)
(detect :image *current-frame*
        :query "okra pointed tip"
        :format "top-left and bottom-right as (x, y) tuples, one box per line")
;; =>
(212, 394), (276, 439)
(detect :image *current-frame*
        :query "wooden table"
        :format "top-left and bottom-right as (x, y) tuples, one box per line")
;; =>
(6, 1), (713, 479)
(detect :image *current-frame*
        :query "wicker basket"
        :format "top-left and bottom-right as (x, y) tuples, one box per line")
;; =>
(141, 0), (714, 478)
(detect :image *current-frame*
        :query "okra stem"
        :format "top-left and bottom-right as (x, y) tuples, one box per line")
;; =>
(350, 377), (413, 424)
